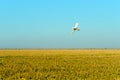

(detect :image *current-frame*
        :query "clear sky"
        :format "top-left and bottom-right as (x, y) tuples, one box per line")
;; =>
(0, 0), (120, 48)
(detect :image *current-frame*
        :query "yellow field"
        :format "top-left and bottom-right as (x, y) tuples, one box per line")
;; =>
(0, 50), (120, 80)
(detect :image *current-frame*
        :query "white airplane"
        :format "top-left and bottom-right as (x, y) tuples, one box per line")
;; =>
(72, 22), (80, 33)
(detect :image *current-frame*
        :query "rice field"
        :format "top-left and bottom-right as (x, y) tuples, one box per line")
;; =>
(0, 49), (120, 80)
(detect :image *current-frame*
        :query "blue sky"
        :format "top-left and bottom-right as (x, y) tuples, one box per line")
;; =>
(0, 0), (120, 48)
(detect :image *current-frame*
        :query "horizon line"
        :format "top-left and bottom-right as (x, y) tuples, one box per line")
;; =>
(0, 48), (120, 50)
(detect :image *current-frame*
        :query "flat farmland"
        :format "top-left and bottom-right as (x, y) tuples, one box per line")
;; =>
(0, 50), (120, 80)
